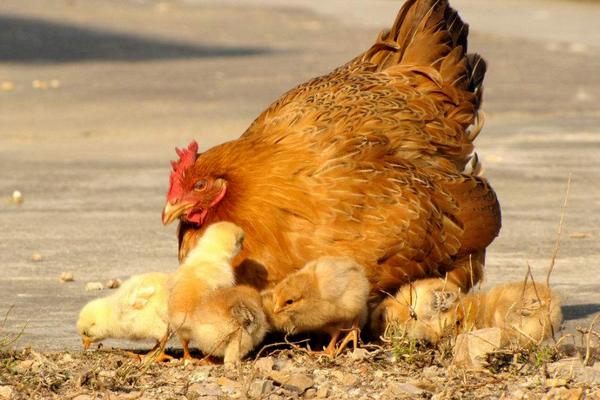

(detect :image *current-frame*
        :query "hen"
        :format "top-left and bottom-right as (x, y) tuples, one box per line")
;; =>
(162, 0), (501, 295)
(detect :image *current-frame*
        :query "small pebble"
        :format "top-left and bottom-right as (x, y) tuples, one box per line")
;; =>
(11, 190), (23, 205)
(106, 279), (122, 289)
(0, 81), (14, 92)
(32, 80), (48, 90)
(49, 80), (60, 88)
(60, 272), (74, 282)
(85, 282), (104, 291)
(31, 253), (43, 262)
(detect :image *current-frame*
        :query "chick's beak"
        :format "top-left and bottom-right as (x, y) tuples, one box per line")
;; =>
(162, 201), (193, 225)
(82, 336), (92, 350)
(273, 304), (283, 314)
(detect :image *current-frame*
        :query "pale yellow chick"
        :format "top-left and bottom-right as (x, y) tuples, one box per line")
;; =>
(371, 278), (563, 347)
(185, 285), (267, 365)
(76, 272), (171, 361)
(264, 256), (370, 357)
(167, 221), (247, 362)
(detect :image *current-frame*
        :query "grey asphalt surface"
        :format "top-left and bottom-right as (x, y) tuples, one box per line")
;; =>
(0, 0), (599, 351)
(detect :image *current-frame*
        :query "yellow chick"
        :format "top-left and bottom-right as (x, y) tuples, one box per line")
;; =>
(370, 278), (468, 343)
(167, 221), (245, 362)
(264, 256), (370, 357)
(76, 272), (172, 361)
(481, 281), (563, 346)
(185, 285), (268, 365)
(371, 278), (562, 347)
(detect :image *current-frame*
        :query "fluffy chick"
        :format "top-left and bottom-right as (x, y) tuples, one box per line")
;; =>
(167, 221), (245, 362)
(77, 272), (171, 361)
(481, 281), (563, 346)
(371, 278), (562, 346)
(264, 256), (370, 357)
(185, 285), (267, 365)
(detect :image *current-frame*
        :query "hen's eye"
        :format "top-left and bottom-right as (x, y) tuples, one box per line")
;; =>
(194, 179), (208, 191)
(285, 299), (294, 306)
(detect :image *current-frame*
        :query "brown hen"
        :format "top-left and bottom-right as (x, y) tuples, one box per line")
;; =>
(162, 0), (501, 296)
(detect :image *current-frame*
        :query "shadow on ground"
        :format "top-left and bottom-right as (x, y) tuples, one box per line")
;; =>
(0, 15), (271, 63)
(562, 304), (600, 321)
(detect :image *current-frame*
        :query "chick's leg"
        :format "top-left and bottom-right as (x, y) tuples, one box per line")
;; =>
(141, 335), (174, 363)
(181, 339), (216, 365)
(335, 318), (361, 356)
(322, 328), (341, 358)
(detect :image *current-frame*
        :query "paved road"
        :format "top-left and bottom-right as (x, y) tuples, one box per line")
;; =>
(0, 0), (599, 350)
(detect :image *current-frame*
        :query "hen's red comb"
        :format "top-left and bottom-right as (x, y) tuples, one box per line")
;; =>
(167, 141), (199, 201)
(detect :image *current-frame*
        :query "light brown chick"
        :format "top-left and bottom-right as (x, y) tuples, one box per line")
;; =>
(370, 278), (468, 343)
(186, 285), (267, 365)
(481, 282), (563, 346)
(168, 221), (245, 361)
(264, 256), (369, 357)
(371, 278), (562, 347)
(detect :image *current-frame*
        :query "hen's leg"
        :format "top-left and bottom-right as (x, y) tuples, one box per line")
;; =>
(336, 318), (360, 356)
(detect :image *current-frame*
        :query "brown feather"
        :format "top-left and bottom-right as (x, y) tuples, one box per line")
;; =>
(174, 0), (501, 296)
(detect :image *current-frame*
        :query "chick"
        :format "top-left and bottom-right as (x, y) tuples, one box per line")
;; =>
(77, 272), (172, 361)
(482, 281), (563, 346)
(264, 256), (370, 357)
(370, 278), (470, 343)
(371, 278), (562, 347)
(167, 221), (246, 362)
(185, 285), (268, 365)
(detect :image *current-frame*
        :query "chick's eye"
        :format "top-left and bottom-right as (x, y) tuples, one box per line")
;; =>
(285, 299), (294, 306)
(194, 179), (208, 191)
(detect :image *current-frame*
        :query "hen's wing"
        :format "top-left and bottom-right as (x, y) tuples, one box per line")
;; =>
(243, 0), (484, 173)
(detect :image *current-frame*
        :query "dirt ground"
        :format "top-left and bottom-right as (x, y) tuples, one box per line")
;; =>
(1, 0), (600, 398)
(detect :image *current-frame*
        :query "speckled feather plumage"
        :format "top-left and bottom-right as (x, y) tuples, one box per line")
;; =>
(176, 0), (501, 294)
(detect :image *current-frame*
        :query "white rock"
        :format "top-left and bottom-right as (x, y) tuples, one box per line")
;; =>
(85, 282), (104, 291)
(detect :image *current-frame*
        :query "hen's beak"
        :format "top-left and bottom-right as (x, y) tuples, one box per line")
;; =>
(82, 336), (92, 350)
(162, 201), (193, 225)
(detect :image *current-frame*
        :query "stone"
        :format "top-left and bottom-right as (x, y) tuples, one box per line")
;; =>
(85, 282), (104, 291)
(332, 371), (358, 387)
(384, 382), (427, 397)
(248, 379), (274, 399)
(217, 376), (238, 394)
(14, 359), (35, 373)
(453, 327), (502, 369)
(60, 272), (74, 282)
(349, 348), (370, 361)
(72, 396), (93, 400)
(548, 359), (600, 385)
(254, 356), (275, 374)
(187, 382), (222, 399)
(31, 252), (43, 262)
(542, 387), (584, 400)
(106, 279), (122, 289)
(269, 371), (314, 393)
(316, 386), (329, 398)
(544, 378), (568, 388)
(304, 388), (317, 399)
(191, 366), (212, 382)
(0, 386), (13, 400)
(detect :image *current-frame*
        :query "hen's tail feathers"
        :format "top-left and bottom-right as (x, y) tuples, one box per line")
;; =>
(364, 0), (486, 172)
(365, 0), (486, 95)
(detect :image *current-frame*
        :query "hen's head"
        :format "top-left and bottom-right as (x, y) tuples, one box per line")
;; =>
(162, 141), (228, 227)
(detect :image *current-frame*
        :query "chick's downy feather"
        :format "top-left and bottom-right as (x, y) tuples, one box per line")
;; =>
(266, 256), (370, 335)
(371, 278), (562, 346)
(77, 272), (170, 346)
(166, 0), (501, 295)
